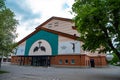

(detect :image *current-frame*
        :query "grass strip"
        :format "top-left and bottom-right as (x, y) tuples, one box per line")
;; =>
(0, 70), (8, 74)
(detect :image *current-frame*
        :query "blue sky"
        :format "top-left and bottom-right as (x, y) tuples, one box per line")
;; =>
(5, 0), (74, 41)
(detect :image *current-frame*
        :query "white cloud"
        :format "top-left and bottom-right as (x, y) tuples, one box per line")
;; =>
(14, 0), (74, 41)
(15, 15), (41, 41)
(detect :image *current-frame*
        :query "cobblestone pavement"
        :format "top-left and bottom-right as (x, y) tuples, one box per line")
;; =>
(0, 62), (120, 80)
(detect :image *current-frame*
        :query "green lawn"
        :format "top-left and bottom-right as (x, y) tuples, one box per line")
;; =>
(0, 70), (8, 74)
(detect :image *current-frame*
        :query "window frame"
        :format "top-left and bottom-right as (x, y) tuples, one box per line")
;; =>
(59, 59), (62, 64)
(65, 59), (68, 64)
(71, 59), (75, 64)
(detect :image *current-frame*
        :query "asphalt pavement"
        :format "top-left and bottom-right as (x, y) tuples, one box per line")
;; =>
(0, 62), (120, 80)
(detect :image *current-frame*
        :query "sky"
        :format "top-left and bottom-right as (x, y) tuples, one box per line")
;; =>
(5, 0), (75, 42)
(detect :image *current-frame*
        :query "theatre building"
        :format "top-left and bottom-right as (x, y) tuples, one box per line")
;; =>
(11, 16), (107, 67)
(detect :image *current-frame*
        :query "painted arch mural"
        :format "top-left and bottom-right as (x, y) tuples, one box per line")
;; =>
(25, 30), (58, 56)
(29, 40), (52, 55)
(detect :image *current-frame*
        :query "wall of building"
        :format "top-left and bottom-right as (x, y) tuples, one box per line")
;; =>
(11, 56), (32, 65)
(58, 36), (83, 55)
(90, 56), (107, 67)
(50, 55), (107, 67)
(16, 31), (84, 56)
(11, 54), (107, 67)
(15, 30), (58, 56)
(51, 54), (89, 67)
(16, 41), (26, 55)
(25, 30), (58, 56)
(42, 19), (80, 37)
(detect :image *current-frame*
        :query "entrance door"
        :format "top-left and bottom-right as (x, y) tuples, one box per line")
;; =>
(40, 56), (50, 66)
(90, 59), (95, 67)
(31, 57), (37, 66)
(31, 56), (50, 66)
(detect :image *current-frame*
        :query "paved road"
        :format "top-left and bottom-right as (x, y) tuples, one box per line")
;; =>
(0, 62), (120, 80)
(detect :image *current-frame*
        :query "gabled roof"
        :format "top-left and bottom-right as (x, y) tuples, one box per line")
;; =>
(18, 16), (80, 45)
(35, 16), (73, 30)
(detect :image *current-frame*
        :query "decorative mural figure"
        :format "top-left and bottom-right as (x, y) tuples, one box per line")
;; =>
(38, 41), (46, 52)
(33, 46), (39, 52)
(70, 42), (77, 53)
(61, 46), (67, 50)
(33, 41), (46, 52)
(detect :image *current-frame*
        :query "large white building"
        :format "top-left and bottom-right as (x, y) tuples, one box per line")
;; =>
(11, 16), (107, 67)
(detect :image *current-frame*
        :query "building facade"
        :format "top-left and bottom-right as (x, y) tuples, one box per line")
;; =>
(11, 17), (107, 67)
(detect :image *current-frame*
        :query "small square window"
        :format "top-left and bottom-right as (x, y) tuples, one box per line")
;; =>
(65, 59), (68, 64)
(59, 59), (62, 64)
(71, 59), (75, 64)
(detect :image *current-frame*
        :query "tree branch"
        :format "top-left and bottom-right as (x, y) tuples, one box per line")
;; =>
(101, 26), (120, 60)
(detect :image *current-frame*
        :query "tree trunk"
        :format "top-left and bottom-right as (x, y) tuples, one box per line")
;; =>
(108, 41), (120, 60)
(1, 51), (4, 63)
(101, 26), (120, 60)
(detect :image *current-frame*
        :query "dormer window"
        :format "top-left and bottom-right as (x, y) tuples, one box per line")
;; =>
(54, 22), (59, 27)
(47, 23), (52, 28)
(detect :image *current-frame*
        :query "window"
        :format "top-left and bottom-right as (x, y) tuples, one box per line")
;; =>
(47, 23), (52, 28)
(65, 59), (68, 64)
(59, 59), (62, 64)
(71, 59), (75, 64)
(54, 22), (59, 26)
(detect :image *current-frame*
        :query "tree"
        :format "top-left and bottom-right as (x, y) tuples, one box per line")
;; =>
(110, 53), (119, 65)
(0, 0), (18, 62)
(72, 0), (120, 60)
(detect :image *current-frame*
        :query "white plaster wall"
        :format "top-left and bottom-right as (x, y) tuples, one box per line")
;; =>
(16, 41), (26, 55)
(58, 41), (80, 54)
(42, 19), (80, 37)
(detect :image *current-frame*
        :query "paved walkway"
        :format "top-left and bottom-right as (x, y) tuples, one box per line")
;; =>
(0, 62), (120, 80)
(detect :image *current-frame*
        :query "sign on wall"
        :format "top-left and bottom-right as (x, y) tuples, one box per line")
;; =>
(58, 41), (80, 54)
(29, 40), (52, 55)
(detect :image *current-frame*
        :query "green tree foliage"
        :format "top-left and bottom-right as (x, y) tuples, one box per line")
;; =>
(110, 53), (119, 65)
(0, 0), (18, 57)
(72, 0), (120, 60)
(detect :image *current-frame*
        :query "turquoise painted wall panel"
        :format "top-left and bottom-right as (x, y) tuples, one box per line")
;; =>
(25, 30), (58, 56)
